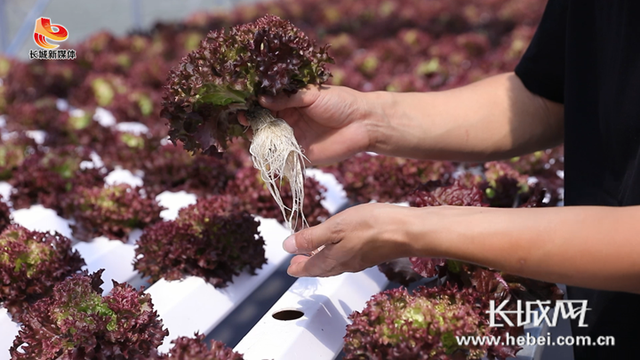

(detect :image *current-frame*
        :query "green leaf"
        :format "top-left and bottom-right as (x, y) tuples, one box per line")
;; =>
(137, 94), (153, 117)
(198, 84), (249, 106)
(91, 78), (115, 107)
(447, 260), (463, 273)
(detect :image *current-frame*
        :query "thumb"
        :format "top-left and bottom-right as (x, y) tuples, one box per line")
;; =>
(283, 224), (330, 254)
(259, 86), (321, 112)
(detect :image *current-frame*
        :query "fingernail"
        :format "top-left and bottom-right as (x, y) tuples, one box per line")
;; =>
(283, 235), (297, 253)
(286, 268), (298, 277)
(259, 95), (273, 104)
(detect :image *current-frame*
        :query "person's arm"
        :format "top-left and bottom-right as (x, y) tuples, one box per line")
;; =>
(370, 72), (564, 161)
(258, 72), (564, 165)
(283, 204), (640, 294)
(413, 205), (640, 294)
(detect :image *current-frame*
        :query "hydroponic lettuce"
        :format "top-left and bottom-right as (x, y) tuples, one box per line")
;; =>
(81, 81), (166, 136)
(224, 166), (329, 230)
(134, 196), (266, 288)
(469, 266), (565, 306)
(508, 146), (564, 206)
(73, 31), (169, 80)
(408, 179), (486, 208)
(129, 55), (172, 89)
(406, 262), (563, 359)
(2, 56), (81, 105)
(0, 133), (37, 182)
(509, 146), (564, 176)
(408, 258), (564, 308)
(68, 184), (164, 242)
(162, 14), (332, 230)
(344, 286), (492, 360)
(138, 142), (237, 197)
(0, 199), (9, 232)
(69, 74), (128, 109)
(108, 88), (160, 123)
(10, 270), (168, 360)
(162, 14), (331, 154)
(160, 333), (244, 360)
(480, 161), (532, 207)
(323, 153), (456, 204)
(43, 108), (117, 153)
(3, 96), (64, 133)
(99, 130), (163, 172)
(9, 145), (106, 216)
(100, 136), (243, 197)
(0, 225), (85, 321)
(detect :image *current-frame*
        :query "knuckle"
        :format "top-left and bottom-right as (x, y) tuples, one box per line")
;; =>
(327, 216), (346, 245)
(298, 229), (316, 251)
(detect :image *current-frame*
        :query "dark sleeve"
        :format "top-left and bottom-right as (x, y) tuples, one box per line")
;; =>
(514, 0), (568, 104)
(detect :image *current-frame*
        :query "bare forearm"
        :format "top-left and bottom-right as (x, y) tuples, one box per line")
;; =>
(363, 72), (564, 161)
(406, 206), (640, 293)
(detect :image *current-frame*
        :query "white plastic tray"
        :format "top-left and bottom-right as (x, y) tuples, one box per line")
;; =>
(234, 267), (389, 360)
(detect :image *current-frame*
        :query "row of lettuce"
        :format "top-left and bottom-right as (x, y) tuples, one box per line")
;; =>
(0, 0), (564, 358)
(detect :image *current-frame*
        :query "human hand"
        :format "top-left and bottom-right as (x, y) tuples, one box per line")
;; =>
(282, 203), (416, 277)
(240, 85), (378, 165)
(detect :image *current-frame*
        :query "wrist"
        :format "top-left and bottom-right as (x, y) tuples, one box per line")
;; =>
(402, 206), (442, 258)
(404, 205), (487, 260)
(371, 204), (422, 259)
(390, 205), (443, 258)
(358, 90), (393, 154)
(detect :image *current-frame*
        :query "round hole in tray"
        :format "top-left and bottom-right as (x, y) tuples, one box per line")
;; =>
(272, 309), (304, 321)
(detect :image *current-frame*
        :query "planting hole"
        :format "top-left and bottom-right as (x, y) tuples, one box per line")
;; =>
(272, 309), (304, 321)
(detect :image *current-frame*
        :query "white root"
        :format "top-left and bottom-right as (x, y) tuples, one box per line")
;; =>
(247, 107), (308, 232)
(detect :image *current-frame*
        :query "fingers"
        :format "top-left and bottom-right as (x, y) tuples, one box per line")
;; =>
(259, 85), (322, 111)
(237, 111), (250, 126)
(287, 252), (340, 278)
(236, 112), (254, 139)
(283, 219), (342, 255)
(287, 255), (319, 277)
